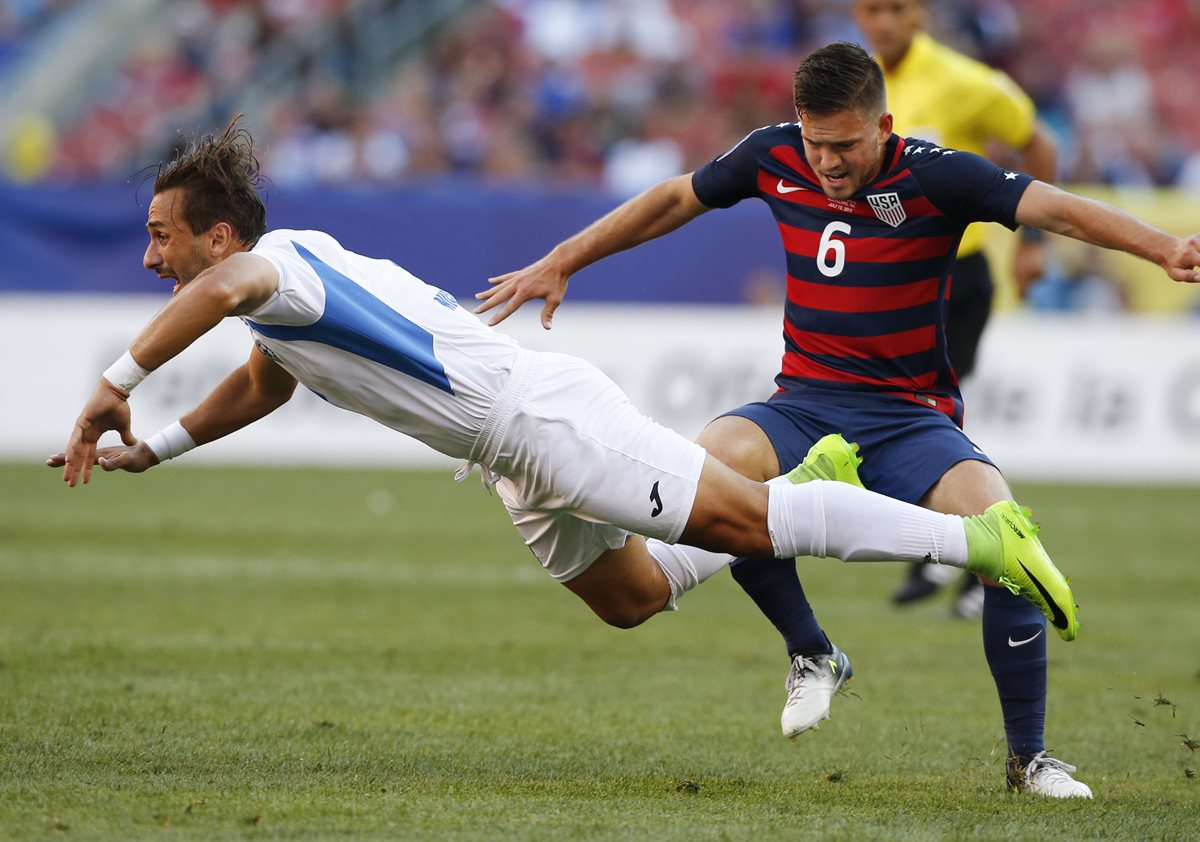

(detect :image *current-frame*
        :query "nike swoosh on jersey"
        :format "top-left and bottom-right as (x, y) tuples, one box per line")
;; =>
(1007, 628), (1044, 648)
(1018, 558), (1068, 630)
(776, 178), (806, 194)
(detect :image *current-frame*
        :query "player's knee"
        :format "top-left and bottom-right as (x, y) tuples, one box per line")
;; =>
(700, 437), (761, 479)
(592, 599), (657, 629)
(565, 544), (672, 628)
(697, 425), (773, 481)
(596, 608), (650, 630)
(586, 584), (666, 629)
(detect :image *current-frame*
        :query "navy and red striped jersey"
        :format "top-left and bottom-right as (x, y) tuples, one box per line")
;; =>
(691, 122), (1033, 424)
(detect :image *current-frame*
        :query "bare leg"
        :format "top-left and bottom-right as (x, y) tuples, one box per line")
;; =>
(561, 536), (673, 629)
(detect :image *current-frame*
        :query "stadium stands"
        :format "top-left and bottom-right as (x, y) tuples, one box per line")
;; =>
(0, 0), (1197, 311)
(1, 0), (1197, 190)
(2, 1), (1197, 471)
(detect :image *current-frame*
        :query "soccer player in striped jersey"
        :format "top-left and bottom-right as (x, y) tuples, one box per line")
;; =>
(853, 0), (1059, 615)
(51, 117), (1078, 691)
(478, 43), (1200, 798)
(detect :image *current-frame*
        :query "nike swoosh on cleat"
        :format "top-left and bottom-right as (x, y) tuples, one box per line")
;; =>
(1007, 628), (1044, 647)
(1017, 558), (1068, 630)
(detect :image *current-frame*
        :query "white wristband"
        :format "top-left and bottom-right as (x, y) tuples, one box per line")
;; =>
(144, 421), (197, 462)
(102, 351), (150, 393)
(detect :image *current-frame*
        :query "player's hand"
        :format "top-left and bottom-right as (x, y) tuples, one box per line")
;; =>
(1165, 234), (1200, 283)
(47, 441), (160, 474)
(1012, 240), (1046, 299)
(475, 257), (571, 329)
(60, 379), (138, 487)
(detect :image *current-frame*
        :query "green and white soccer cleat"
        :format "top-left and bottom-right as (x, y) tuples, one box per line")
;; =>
(785, 433), (865, 488)
(965, 501), (1079, 641)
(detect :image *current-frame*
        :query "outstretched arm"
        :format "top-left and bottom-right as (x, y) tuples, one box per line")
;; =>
(475, 173), (710, 328)
(49, 348), (298, 477)
(58, 252), (280, 486)
(1015, 181), (1200, 284)
(176, 345), (298, 446)
(127, 252), (280, 370)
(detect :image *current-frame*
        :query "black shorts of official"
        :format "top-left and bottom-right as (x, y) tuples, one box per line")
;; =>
(946, 251), (994, 379)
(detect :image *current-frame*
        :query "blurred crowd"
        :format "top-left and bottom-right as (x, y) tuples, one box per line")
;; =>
(7, 0), (1200, 196)
(0, 0), (78, 73)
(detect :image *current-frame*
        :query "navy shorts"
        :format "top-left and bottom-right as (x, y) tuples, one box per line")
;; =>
(725, 386), (995, 505)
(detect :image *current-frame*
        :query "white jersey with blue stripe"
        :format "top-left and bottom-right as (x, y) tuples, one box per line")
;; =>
(243, 229), (520, 460)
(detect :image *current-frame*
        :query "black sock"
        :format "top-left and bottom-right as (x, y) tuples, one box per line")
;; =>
(982, 585), (1047, 764)
(730, 556), (829, 658)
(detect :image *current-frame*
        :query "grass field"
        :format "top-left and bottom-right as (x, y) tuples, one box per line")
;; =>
(2, 463), (1198, 840)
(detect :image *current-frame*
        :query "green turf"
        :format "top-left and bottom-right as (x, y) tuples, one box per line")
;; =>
(2, 463), (1198, 839)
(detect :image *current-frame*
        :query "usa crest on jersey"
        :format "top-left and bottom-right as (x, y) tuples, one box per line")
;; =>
(867, 192), (906, 227)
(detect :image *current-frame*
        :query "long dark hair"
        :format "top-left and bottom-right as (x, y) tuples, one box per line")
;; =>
(153, 115), (267, 246)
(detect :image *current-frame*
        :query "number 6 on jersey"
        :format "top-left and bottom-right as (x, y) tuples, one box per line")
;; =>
(818, 221), (851, 277)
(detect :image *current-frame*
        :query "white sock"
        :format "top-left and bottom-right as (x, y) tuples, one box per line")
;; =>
(646, 539), (732, 611)
(767, 480), (969, 567)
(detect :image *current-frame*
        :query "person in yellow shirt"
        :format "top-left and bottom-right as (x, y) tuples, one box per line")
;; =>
(853, 0), (1058, 614)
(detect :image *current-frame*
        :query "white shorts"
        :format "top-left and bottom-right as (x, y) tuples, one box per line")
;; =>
(480, 350), (707, 582)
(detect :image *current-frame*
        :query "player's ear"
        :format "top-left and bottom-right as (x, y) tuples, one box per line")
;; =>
(878, 112), (894, 138)
(207, 221), (236, 259)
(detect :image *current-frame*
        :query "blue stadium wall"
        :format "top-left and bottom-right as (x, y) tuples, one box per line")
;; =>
(0, 181), (781, 300)
(6, 182), (1198, 482)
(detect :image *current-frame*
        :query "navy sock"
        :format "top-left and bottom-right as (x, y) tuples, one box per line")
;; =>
(982, 584), (1047, 764)
(730, 556), (829, 658)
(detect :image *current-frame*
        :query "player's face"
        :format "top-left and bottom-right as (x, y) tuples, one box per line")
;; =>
(800, 108), (893, 200)
(854, 0), (926, 69)
(143, 188), (212, 294)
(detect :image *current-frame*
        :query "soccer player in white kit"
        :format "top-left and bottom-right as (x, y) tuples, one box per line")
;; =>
(52, 119), (1078, 646)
